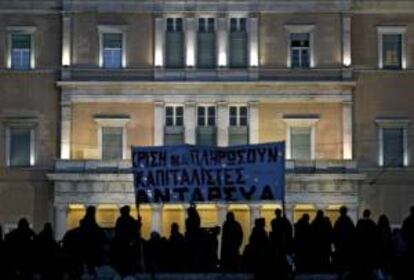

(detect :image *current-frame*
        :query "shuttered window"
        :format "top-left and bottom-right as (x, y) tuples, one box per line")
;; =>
(9, 128), (32, 167)
(229, 18), (247, 68)
(291, 127), (311, 160)
(383, 128), (404, 167)
(102, 127), (123, 160)
(229, 106), (248, 146)
(197, 106), (216, 146)
(103, 33), (122, 69)
(165, 106), (184, 145)
(11, 34), (31, 70)
(197, 18), (216, 68)
(166, 18), (184, 68)
(383, 34), (402, 69)
(290, 33), (310, 68)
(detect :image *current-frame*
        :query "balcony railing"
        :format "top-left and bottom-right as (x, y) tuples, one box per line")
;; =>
(55, 159), (358, 174)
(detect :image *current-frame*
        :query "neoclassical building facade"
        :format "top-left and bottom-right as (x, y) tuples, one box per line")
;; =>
(0, 0), (413, 242)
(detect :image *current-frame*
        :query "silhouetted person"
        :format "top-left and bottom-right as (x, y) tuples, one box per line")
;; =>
(355, 209), (378, 279)
(204, 226), (220, 272)
(146, 231), (168, 272)
(167, 223), (185, 272)
(79, 206), (107, 273)
(333, 206), (355, 275)
(0, 225), (4, 276)
(294, 213), (312, 272)
(391, 228), (407, 280)
(269, 209), (293, 278)
(4, 218), (36, 279)
(185, 204), (203, 271)
(401, 206), (414, 278)
(61, 220), (83, 279)
(377, 214), (393, 275)
(35, 223), (59, 280)
(221, 211), (243, 272)
(243, 218), (270, 280)
(310, 210), (333, 272)
(111, 205), (140, 276)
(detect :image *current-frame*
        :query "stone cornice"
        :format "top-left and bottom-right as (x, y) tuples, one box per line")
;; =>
(58, 80), (355, 103)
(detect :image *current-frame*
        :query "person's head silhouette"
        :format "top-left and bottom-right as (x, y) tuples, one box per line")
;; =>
(255, 218), (265, 229)
(226, 211), (235, 222)
(120, 205), (130, 216)
(316, 209), (324, 218)
(171, 222), (179, 234)
(339, 206), (348, 217)
(363, 209), (371, 219)
(275, 208), (282, 218)
(18, 218), (30, 230)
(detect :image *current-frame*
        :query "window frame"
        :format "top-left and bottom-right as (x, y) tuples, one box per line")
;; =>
(197, 17), (216, 69)
(229, 105), (248, 127)
(284, 25), (315, 69)
(283, 116), (319, 160)
(229, 17), (248, 68)
(7, 26), (36, 70)
(376, 118), (410, 167)
(98, 25), (127, 69)
(94, 117), (130, 160)
(165, 105), (184, 127)
(377, 26), (407, 70)
(165, 17), (185, 69)
(197, 105), (216, 127)
(5, 122), (36, 167)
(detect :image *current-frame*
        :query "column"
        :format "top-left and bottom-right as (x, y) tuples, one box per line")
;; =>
(154, 17), (165, 67)
(217, 101), (229, 147)
(342, 101), (353, 160)
(248, 17), (259, 67)
(62, 13), (71, 66)
(185, 17), (196, 67)
(154, 101), (164, 146)
(248, 101), (259, 144)
(217, 203), (228, 227)
(217, 203), (228, 259)
(151, 204), (163, 234)
(342, 15), (351, 67)
(184, 101), (196, 144)
(249, 204), (262, 230)
(60, 100), (71, 159)
(217, 17), (228, 67)
(54, 204), (68, 241)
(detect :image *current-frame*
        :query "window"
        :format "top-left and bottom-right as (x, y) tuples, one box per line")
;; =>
(378, 27), (406, 70)
(382, 128), (404, 167)
(376, 118), (409, 167)
(165, 106), (184, 126)
(198, 106), (216, 127)
(290, 127), (311, 160)
(6, 127), (35, 167)
(102, 127), (123, 160)
(11, 34), (31, 70)
(197, 18), (216, 68)
(166, 18), (184, 68)
(95, 117), (129, 160)
(229, 106), (248, 146)
(197, 106), (216, 146)
(229, 106), (248, 127)
(102, 33), (123, 69)
(229, 18), (248, 68)
(290, 33), (310, 68)
(283, 116), (319, 160)
(165, 106), (184, 145)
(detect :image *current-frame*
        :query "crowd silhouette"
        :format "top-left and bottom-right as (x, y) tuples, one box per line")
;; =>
(0, 205), (413, 279)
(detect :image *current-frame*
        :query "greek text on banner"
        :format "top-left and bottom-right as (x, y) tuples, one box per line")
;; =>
(132, 142), (285, 203)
